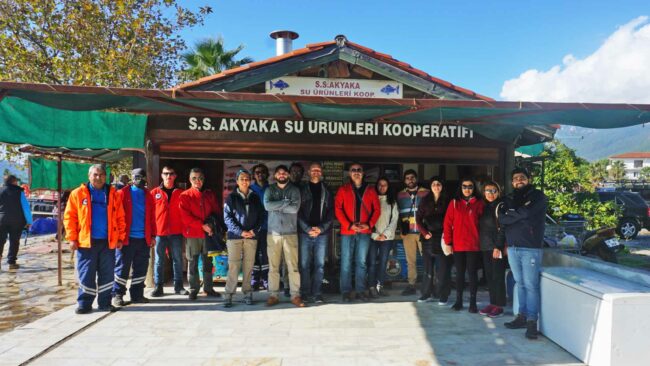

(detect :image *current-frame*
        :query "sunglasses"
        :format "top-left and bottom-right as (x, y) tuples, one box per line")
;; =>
(485, 189), (498, 194)
(162, 172), (176, 176)
(190, 176), (205, 181)
(461, 185), (474, 190)
(350, 168), (363, 173)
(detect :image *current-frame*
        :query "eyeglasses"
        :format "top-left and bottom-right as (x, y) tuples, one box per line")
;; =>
(512, 175), (529, 181)
(461, 185), (474, 190)
(485, 189), (498, 194)
(190, 176), (205, 181)
(350, 168), (363, 173)
(133, 175), (144, 180)
(162, 172), (176, 176)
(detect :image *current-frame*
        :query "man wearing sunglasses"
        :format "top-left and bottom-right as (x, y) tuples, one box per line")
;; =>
(179, 168), (221, 300)
(112, 168), (156, 307)
(499, 168), (548, 340)
(149, 166), (188, 297)
(335, 163), (381, 302)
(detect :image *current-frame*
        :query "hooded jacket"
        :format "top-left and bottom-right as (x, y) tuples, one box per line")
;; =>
(443, 196), (484, 252)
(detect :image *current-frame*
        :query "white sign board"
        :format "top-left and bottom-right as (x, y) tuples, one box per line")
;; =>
(265, 76), (403, 99)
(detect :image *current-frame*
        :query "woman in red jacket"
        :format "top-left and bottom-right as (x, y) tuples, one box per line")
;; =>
(443, 178), (484, 313)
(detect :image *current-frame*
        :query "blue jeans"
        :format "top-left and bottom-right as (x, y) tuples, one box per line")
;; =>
(508, 246), (542, 321)
(154, 235), (184, 290)
(367, 239), (392, 287)
(339, 233), (370, 294)
(299, 234), (328, 297)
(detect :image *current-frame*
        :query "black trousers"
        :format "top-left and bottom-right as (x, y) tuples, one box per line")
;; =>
(434, 253), (454, 301)
(0, 223), (24, 264)
(453, 251), (480, 302)
(420, 241), (436, 298)
(482, 250), (507, 306)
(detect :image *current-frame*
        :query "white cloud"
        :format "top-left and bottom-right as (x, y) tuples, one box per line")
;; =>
(500, 16), (650, 103)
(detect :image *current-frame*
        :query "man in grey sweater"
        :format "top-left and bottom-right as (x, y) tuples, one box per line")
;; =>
(263, 165), (305, 307)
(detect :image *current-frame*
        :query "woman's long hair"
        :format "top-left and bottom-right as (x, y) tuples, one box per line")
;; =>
(376, 176), (396, 206)
(481, 180), (502, 202)
(455, 177), (478, 200)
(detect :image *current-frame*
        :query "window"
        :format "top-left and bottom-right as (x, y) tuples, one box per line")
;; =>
(634, 160), (643, 168)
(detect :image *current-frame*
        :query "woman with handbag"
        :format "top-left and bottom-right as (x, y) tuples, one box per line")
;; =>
(223, 169), (265, 307)
(478, 181), (507, 318)
(415, 176), (451, 303)
(443, 178), (484, 313)
(368, 176), (399, 298)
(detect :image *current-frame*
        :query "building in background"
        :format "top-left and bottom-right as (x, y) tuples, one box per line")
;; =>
(610, 152), (650, 180)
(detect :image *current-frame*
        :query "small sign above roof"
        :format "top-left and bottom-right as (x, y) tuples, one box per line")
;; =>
(266, 76), (403, 99)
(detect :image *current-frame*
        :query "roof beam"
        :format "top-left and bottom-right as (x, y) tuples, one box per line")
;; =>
(290, 102), (303, 119)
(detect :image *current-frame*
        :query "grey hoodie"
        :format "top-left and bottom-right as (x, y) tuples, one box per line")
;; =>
(263, 183), (300, 235)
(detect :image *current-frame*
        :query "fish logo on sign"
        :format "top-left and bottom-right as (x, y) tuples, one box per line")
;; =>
(380, 84), (400, 95)
(269, 79), (290, 91)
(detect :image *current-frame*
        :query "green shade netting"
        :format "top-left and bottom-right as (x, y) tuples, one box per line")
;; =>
(29, 157), (111, 190)
(0, 96), (146, 149)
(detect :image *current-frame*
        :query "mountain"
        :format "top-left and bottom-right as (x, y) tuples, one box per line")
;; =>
(556, 125), (650, 161)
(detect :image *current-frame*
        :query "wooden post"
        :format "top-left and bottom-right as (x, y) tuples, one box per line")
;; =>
(57, 157), (63, 286)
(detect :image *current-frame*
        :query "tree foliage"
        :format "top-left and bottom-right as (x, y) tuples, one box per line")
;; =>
(180, 36), (253, 81)
(608, 160), (626, 181)
(640, 166), (650, 181)
(531, 140), (619, 229)
(0, 0), (210, 88)
(588, 159), (609, 187)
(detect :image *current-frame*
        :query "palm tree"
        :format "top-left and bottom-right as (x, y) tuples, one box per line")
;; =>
(608, 160), (627, 181)
(180, 37), (253, 81)
(589, 159), (609, 186)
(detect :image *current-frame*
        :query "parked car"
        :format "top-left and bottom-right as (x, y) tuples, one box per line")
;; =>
(596, 191), (650, 239)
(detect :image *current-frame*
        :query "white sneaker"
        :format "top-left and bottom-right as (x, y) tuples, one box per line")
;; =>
(438, 298), (449, 306)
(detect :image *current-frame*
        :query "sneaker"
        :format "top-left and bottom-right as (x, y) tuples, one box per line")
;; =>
(112, 295), (126, 307)
(98, 305), (120, 312)
(438, 297), (449, 306)
(488, 306), (504, 318)
(75, 307), (92, 315)
(451, 301), (463, 311)
(401, 285), (416, 296)
(204, 289), (221, 298)
(479, 304), (495, 316)
(291, 296), (306, 307)
(131, 297), (150, 304)
(341, 293), (352, 303)
(377, 286), (389, 297)
(525, 320), (539, 340)
(283, 288), (291, 298)
(224, 297), (233, 308)
(417, 295), (432, 303)
(188, 291), (198, 301)
(252, 282), (261, 291)
(505, 314), (528, 329)
(244, 296), (253, 306)
(266, 296), (280, 307)
(175, 287), (190, 296)
(369, 287), (379, 298)
(150, 286), (164, 298)
(8, 263), (19, 270)
(314, 295), (325, 304)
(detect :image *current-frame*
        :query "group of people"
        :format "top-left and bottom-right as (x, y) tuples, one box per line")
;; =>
(61, 161), (547, 340)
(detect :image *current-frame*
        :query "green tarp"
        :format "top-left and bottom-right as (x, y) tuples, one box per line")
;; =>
(516, 143), (545, 157)
(29, 157), (111, 190)
(0, 97), (146, 149)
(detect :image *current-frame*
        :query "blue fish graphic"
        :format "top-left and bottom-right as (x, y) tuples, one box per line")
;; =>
(269, 79), (290, 90)
(380, 84), (400, 95)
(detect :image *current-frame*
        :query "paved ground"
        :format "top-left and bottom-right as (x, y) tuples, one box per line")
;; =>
(0, 284), (582, 366)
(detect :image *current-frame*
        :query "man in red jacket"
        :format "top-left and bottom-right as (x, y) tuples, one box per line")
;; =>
(149, 166), (188, 297)
(112, 168), (156, 307)
(179, 167), (221, 300)
(335, 162), (380, 303)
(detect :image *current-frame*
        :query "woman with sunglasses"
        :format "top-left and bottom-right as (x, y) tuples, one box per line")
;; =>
(442, 178), (484, 312)
(478, 181), (507, 318)
(415, 176), (452, 304)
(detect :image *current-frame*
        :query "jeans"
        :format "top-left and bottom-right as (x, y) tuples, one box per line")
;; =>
(508, 246), (542, 321)
(0, 223), (24, 264)
(299, 234), (328, 297)
(367, 239), (392, 288)
(339, 233), (370, 294)
(482, 250), (507, 307)
(154, 235), (184, 290)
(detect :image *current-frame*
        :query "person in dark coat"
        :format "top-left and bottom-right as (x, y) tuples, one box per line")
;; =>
(478, 181), (507, 318)
(0, 175), (32, 270)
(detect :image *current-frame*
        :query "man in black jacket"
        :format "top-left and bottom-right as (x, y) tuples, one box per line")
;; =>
(0, 175), (30, 270)
(297, 162), (333, 303)
(498, 168), (548, 340)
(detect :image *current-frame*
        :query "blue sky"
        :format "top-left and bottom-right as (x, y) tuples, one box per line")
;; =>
(178, 0), (649, 99)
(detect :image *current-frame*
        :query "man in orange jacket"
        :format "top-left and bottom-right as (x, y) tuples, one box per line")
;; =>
(112, 168), (156, 307)
(64, 164), (126, 314)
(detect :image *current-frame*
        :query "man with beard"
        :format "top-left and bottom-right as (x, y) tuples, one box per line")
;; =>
(499, 168), (548, 340)
(112, 168), (156, 307)
(396, 169), (429, 295)
(264, 165), (304, 307)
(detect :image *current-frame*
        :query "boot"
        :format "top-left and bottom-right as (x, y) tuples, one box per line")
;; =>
(468, 296), (478, 313)
(451, 293), (463, 311)
(505, 314), (528, 329)
(525, 320), (539, 339)
(150, 286), (164, 297)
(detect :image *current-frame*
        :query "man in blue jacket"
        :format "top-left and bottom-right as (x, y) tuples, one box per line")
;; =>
(0, 175), (32, 270)
(498, 168), (548, 340)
